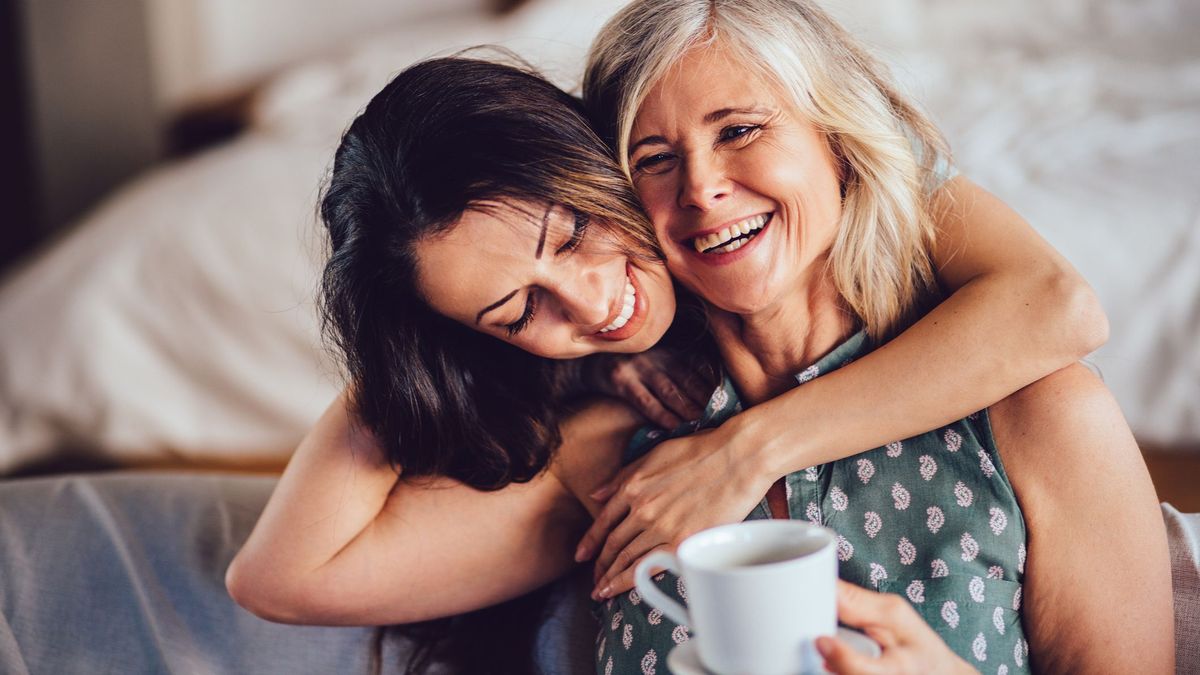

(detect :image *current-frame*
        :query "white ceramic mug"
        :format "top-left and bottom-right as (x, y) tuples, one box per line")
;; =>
(635, 520), (837, 675)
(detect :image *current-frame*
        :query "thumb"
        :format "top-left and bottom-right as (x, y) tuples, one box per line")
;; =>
(817, 635), (881, 675)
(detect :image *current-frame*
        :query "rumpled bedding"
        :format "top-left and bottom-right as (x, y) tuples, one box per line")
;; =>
(0, 473), (391, 674)
(0, 472), (596, 674)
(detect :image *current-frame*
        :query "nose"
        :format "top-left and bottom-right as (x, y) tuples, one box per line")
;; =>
(678, 152), (731, 211)
(555, 263), (614, 330)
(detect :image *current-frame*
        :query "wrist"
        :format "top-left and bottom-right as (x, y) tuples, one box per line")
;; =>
(724, 408), (791, 488)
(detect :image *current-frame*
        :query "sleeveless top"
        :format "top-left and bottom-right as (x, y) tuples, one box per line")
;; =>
(593, 331), (1031, 675)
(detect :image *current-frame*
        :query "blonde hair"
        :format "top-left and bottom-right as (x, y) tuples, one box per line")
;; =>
(584, 0), (951, 339)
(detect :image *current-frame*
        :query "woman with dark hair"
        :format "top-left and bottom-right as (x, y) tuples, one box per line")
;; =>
(226, 43), (1161, 672)
(314, 56), (675, 490)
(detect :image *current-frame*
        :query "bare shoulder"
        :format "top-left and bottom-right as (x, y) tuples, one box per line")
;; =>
(550, 398), (645, 515)
(988, 362), (1138, 488)
(988, 364), (1173, 673)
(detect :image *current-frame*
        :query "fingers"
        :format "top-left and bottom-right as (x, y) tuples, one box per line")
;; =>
(816, 635), (884, 675)
(575, 495), (630, 562)
(593, 530), (657, 596)
(646, 370), (704, 421)
(834, 579), (911, 632)
(628, 379), (684, 429)
(682, 374), (715, 411)
(590, 463), (634, 503)
(610, 360), (684, 429)
(835, 580), (922, 651)
(831, 581), (974, 675)
(598, 541), (670, 597)
(592, 516), (643, 587)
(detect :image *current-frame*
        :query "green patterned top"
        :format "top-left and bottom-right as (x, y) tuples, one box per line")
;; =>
(594, 331), (1030, 675)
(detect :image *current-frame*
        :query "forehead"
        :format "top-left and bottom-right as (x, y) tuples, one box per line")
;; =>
(635, 42), (787, 129)
(427, 201), (551, 257)
(415, 201), (554, 310)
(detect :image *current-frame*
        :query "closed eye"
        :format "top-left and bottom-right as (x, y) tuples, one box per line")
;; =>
(557, 211), (591, 255)
(505, 292), (537, 336)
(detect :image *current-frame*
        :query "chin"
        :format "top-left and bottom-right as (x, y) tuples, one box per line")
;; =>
(687, 278), (776, 316)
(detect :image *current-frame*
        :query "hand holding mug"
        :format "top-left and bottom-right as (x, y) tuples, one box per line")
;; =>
(817, 580), (977, 675)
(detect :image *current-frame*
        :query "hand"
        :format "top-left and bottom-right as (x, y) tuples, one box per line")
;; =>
(573, 425), (774, 599)
(817, 580), (978, 675)
(584, 348), (710, 429)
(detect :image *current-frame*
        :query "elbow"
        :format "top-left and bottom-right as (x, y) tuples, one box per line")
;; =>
(1062, 273), (1109, 357)
(1043, 268), (1109, 360)
(225, 554), (312, 625)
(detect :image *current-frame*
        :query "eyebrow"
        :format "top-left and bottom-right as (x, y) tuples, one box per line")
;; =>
(629, 107), (774, 156)
(476, 288), (519, 325)
(629, 134), (668, 156)
(534, 203), (552, 259)
(475, 203), (554, 325)
(704, 106), (772, 123)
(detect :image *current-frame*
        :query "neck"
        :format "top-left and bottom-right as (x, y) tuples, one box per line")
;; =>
(710, 268), (854, 405)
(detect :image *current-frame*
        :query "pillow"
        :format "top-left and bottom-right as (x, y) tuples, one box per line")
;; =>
(0, 134), (341, 474)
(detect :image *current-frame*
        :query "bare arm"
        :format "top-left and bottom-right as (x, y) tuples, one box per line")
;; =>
(582, 176), (1111, 595)
(226, 390), (639, 626)
(989, 364), (1174, 673)
(735, 175), (1108, 476)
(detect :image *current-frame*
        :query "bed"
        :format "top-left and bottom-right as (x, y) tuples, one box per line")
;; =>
(0, 0), (1197, 672)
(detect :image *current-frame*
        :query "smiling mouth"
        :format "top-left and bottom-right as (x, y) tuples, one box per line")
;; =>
(690, 213), (772, 254)
(598, 273), (636, 334)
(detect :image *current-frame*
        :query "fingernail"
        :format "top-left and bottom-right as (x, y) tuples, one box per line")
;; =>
(599, 585), (612, 599)
(574, 545), (586, 562)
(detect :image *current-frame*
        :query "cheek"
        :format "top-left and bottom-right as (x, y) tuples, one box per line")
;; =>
(635, 181), (675, 228)
(513, 332), (566, 359)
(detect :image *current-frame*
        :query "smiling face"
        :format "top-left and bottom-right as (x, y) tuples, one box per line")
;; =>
(628, 43), (845, 316)
(415, 200), (676, 359)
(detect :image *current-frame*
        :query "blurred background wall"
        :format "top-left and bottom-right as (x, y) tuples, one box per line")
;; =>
(0, 0), (492, 272)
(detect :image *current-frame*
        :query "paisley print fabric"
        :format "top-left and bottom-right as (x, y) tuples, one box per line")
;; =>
(596, 331), (1030, 674)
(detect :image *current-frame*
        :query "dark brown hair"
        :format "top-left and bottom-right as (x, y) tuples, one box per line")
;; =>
(320, 55), (657, 491)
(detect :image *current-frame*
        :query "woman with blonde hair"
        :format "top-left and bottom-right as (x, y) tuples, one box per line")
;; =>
(578, 0), (1172, 672)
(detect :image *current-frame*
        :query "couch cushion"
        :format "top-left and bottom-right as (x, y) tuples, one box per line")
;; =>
(1163, 503), (1200, 673)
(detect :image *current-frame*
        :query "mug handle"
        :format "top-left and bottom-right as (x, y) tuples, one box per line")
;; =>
(634, 551), (691, 628)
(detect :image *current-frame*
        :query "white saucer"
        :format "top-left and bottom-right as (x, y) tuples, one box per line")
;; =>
(667, 628), (881, 675)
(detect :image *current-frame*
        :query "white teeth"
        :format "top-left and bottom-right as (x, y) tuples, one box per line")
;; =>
(599, 278), (637, 333)
(692, 213), (770, 253)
